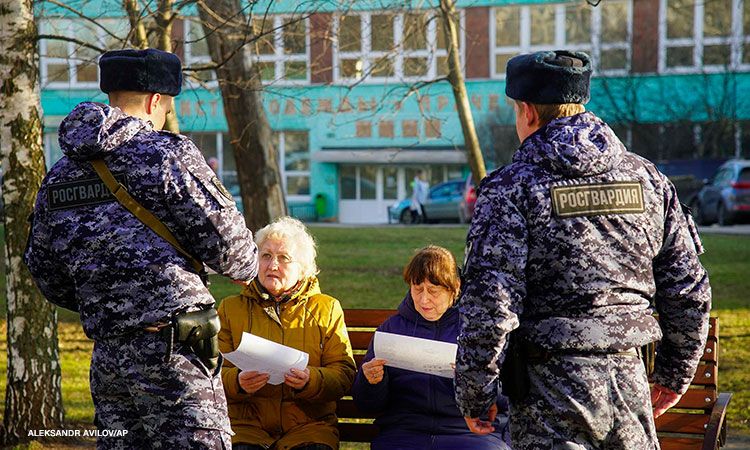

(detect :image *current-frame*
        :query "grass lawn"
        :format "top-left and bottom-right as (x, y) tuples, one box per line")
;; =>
(1, 225), (749, 446)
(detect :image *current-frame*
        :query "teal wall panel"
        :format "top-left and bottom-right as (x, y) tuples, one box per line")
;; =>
(37, 0), (581, 18)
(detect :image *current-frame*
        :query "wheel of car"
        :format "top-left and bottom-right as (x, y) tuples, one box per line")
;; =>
(717, 202), (733, 226)
(399, 209), (411, 224)
(690, 200), (708, 226)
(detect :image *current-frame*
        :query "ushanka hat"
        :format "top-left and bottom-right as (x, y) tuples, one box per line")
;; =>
(505, 50), (591, 104)
(99, 48), (182, 96)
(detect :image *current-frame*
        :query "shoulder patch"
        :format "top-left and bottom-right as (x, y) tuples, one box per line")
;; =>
(47, 174), (127, 211)
(550, 181), (645, 217)
(212, 177), (234, 202)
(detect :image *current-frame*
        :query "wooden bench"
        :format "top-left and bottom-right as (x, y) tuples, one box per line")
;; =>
(338, 310), (732, 450)
(654, 317), (732, 450)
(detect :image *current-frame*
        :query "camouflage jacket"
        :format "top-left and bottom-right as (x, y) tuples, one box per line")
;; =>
(24, 102), (258, 340)
(455, 112), (711, 417)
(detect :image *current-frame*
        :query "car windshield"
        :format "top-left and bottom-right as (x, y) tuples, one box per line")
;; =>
(739, 168), (750, 182)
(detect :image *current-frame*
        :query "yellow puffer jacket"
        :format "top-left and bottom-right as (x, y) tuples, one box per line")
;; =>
(218, 277), (356, 449)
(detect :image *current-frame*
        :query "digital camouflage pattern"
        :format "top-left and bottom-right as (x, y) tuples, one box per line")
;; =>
(455, 112), (711, 428)
(514, 353), (657, 449)
(24, 102), (258, 339)
(91, 333), (232, 449)
(24, 101), (258, 448)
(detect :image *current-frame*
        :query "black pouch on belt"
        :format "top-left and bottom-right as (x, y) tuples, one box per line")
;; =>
(499, 332), (530, 404)
(174, 308), (221, 372)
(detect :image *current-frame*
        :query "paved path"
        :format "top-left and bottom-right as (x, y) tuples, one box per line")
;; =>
(726, 432), (750, 449)
(699, 224), (750, 235)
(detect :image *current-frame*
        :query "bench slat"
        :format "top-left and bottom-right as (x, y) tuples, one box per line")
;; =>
(338, 422), (379, 443)
(655, 413), (710, 434)
(349, 330), (376, 349)
(700, 339), (718, 363)
(708, 317), (718, 337)
(337, 399), (378, 419)
(691, 363), (718, 386)
(344, 309), (395, 327)
(673, 389), (717, 410)
(658, 437), (704, 450)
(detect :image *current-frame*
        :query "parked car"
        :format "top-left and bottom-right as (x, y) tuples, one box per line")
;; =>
(389, 176), (475, 224)
(690, 160), (750, 226)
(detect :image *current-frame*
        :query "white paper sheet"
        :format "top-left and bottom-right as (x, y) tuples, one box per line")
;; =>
(374, 331), (457, 378)
(222, 332), (309, 385)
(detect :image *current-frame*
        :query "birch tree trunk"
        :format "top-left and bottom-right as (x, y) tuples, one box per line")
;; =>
(439, 0), (487, 184)
(0, 0), (65, 444)
(198, 0), (287, 231)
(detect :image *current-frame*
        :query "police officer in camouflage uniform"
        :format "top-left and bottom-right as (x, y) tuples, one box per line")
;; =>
(454, 50), (711, 449)
(24, 48), (258, 449)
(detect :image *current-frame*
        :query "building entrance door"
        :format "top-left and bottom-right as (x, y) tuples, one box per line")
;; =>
(339, 165), (401, 223)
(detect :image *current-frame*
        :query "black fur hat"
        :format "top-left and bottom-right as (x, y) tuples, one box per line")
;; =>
(99, 48), (182, 96)
(505, 50), (591, 104)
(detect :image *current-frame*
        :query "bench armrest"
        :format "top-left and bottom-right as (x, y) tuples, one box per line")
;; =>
(702, 392), (732, 450)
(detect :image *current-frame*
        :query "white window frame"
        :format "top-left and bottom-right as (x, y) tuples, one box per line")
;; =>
(332, 10), (465, 83)
(490, 1), (632, 78)
(658, 0), (749, 73)
(39, 18), (128, 89)
(183, 19), (218, 88)
(251, 15), (311, 85)
(277, 131), (311, 202)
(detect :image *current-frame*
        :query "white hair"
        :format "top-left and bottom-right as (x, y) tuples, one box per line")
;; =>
(255, 216), (318, 279)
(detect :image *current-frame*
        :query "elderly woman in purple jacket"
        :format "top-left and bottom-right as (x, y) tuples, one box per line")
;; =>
(352, 246), (510, 450)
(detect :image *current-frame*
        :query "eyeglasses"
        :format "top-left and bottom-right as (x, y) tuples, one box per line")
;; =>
(260, 252), (296, 266)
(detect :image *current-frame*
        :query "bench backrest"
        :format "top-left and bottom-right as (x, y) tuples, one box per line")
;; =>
(340, 310), (723, 449)
(655, 316), (723, 450)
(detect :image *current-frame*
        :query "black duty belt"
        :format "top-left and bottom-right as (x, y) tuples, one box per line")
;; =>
(522, 341), (639, 363)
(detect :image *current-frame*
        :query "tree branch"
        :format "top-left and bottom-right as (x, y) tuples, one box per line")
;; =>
(123, 0), (149, 49)
(36, 34), (106, 53)
(42, 0), (126, 43)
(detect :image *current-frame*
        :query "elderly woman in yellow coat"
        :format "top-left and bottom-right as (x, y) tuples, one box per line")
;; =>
(218, 217), (356, 450)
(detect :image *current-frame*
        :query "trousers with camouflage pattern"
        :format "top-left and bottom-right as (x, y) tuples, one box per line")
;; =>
(510, 352), (659, 450)
(90, 331), (231, 449)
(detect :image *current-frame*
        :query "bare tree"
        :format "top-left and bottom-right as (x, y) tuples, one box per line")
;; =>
(438, 0), (486, 184)
(0, 0), (65, 444)
(123, 0), (181, 133)
(197, 0), (287, 231)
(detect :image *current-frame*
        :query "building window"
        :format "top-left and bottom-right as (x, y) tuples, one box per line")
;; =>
(333, 10), (464, 83)
(39, 18), (129, 88)
(44, 133), (64, 169)
(184, 19), (217, 86)
(184, 132), (237, 193)
(491, 1), (631, 77)
(252, 15), (310, 83)
(660, 0), (750, 72)
(273, 131), (311, 200)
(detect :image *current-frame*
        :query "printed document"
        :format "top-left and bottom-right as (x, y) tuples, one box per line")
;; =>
(374, 331), (457, 378)
(222, 332), (309, 385)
